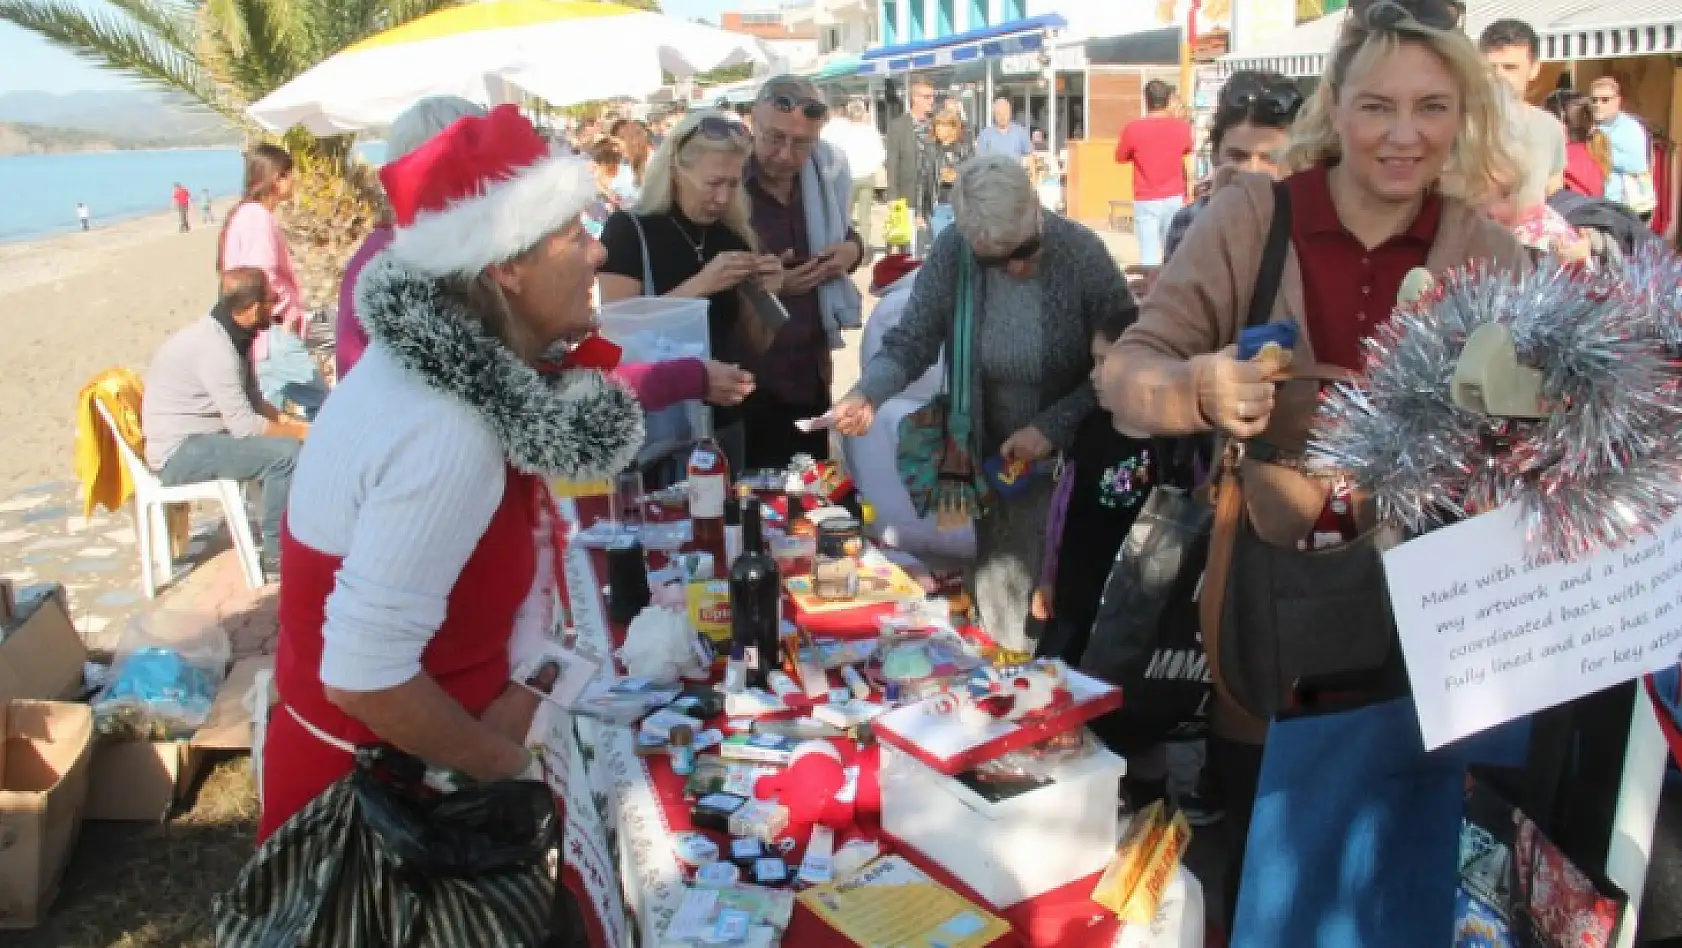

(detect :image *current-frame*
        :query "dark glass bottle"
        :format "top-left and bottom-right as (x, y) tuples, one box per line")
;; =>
(729, 498), (781, 689)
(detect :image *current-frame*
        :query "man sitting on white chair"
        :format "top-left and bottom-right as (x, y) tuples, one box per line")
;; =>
(142, 267), (309, 582)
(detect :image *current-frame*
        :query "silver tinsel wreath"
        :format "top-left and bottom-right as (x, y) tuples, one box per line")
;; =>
(1310, 258), (1682, 562)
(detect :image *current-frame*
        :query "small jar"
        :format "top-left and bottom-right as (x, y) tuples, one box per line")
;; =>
(668, 725), (696, 776)
(812, 521), (861, 601)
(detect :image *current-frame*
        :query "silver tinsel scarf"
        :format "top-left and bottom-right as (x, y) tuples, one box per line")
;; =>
(1310, 257), (1682, 562)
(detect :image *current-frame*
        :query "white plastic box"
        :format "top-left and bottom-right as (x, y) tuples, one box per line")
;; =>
(879, 737), (1127, 909)
(597, 297), (711, 465)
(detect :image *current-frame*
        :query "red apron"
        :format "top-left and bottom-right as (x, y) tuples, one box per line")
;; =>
(259, 467), (540, 841)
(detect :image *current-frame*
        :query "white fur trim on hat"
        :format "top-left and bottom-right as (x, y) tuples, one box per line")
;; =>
(389, 154), (596, 278)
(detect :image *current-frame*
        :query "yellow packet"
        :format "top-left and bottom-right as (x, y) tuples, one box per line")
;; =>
(686, 580), (732, 647)
(550, 477), (612, 499)
(1092, 800), (1169, 914)
(1119, 808), (1192, 925)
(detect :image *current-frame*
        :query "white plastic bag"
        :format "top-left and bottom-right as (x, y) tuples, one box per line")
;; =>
(93, 610), (230, 739)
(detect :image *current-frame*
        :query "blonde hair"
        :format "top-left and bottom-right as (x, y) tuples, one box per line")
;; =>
(1285, 10), (1516, 203)
(635, 109), (758, 252)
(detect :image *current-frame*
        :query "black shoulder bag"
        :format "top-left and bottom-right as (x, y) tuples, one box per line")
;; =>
(1200, 182), (1410, 723)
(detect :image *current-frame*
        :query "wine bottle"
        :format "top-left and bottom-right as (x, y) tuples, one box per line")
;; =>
(729, 497), (781, 689)
(688, 414), (729, 565)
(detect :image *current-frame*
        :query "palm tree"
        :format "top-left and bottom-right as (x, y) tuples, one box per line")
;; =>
(1, 0), (464, 306)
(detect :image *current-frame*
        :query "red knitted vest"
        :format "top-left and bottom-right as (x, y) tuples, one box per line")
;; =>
(258, 468), (540, 841)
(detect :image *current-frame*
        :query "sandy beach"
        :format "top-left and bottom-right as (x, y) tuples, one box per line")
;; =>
(0, 212), (220, 496)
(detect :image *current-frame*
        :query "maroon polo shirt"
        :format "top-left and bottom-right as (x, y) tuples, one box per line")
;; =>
(744, 157), (832, 408)
(1285, 162), (1441, 371)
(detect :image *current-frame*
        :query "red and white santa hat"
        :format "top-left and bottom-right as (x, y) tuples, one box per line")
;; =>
(378, 103), (595, 278)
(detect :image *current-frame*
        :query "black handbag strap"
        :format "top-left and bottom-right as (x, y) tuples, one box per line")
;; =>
(1245, 181), (1293, 330)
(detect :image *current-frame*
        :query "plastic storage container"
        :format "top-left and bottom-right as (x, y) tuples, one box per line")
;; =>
(598, 297), (711, 467)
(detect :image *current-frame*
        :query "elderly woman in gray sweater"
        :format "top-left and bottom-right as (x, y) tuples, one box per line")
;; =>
(834, 156), (1136, 651)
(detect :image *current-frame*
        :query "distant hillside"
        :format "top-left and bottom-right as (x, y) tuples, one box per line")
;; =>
(0, 120), (236, 156)
(0, 89), (241, 149)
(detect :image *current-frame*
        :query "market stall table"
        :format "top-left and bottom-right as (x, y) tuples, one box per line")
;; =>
(556, 496), (1166, 948)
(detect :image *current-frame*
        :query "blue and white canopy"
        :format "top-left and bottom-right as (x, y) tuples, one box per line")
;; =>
(858, 14), (1069, 77)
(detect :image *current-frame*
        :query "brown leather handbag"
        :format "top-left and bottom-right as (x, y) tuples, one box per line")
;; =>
(1198, 184), (1410, 722)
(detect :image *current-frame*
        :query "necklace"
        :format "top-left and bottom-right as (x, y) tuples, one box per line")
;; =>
(669, 214), (709, 263)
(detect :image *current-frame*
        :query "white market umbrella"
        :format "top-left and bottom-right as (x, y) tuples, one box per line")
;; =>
(248, 0), (770, 135)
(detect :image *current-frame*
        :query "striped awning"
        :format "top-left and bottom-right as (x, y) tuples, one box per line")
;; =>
(858, 14), (1069, 76)
(1222, 0), (1682, 78)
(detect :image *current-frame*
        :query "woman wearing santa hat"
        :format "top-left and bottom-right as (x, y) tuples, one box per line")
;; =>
(259, 104), (645, 841)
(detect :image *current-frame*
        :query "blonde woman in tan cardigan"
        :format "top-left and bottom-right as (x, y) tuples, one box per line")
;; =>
(1097, 0), (1525, 926)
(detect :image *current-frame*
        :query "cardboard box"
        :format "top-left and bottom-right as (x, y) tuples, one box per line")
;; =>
(0, 700), (96, 929)
(0, 586), (88, 706)
(86, 655), (272, 822)
(880, 739), (1127, 909)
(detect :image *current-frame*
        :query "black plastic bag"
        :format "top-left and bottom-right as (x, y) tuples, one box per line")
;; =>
(1079, 484), (1214, 753)
(214, 746), (570, 948)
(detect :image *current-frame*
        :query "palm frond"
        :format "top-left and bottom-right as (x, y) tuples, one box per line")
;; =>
(0, 0), (230, 119)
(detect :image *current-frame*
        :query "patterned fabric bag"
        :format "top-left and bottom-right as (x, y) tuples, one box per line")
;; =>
(1456, 776), (1626, 947)
(213, 746), (580, 948)
(896, 247), (990, 530)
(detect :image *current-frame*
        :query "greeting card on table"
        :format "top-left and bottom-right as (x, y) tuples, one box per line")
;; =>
(797, 854), (1008, 948)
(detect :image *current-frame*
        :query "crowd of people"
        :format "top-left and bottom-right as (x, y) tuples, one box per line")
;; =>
(126, 0), (1674, 938)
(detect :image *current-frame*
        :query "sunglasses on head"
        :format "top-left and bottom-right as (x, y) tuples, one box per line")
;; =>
(974, 234), (1041, 268)
(677, 114), (751, 150)
(1221, 77), (1304, 121)
(1350, 0), (1464, 32)
(763, 92), (829, 120)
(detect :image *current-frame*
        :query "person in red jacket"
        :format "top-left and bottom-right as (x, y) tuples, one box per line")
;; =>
(1116, 80), (1194, 267)
(172, 182), (192, 232)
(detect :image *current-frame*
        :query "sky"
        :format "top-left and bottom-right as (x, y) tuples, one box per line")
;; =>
(0, 0), (751, 94)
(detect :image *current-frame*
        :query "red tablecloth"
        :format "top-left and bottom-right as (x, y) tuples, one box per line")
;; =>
(576, 498), (1126, 947)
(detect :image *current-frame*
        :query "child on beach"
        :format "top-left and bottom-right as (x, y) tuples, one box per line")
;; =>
(76, 203), (90, 231)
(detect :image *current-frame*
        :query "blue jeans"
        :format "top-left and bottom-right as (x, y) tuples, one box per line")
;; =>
(928, 202), (955, 247)
(1133, 195), (1183, 267)
(159, 434), (301, 563)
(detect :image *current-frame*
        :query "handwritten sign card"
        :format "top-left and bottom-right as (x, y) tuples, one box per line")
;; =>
(1384, 507), (1682, 750)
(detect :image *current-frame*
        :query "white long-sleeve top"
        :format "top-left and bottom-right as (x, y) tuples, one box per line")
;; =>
(288, 342), (554, 692)
(823, 118), (887, 184)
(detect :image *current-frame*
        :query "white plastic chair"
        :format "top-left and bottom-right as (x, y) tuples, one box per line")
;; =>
(95, 401), (264, 598)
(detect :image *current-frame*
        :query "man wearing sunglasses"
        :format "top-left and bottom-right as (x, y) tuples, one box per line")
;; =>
(741, 76), (866, 469)
(1588, 76), (1655, 217)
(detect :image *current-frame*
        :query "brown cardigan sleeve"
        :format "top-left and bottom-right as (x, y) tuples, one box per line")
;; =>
(1104, 173), (1276, 436)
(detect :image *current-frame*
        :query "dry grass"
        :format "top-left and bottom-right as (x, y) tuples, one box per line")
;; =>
(11, 756), (259, 948)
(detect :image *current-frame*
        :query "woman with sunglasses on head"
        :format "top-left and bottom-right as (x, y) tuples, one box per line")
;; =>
(1162, 71), (1305, 265)
(1098, 0), (1523, 931)
(834, 156), (1137, 653)
(916, 109), (975, 244)
(598, 111), (783, 471)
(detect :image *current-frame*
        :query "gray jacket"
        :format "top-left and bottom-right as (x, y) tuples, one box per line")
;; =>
(854, 213), (1136, 452)
(884, 113), (921, 204)
(142, 315), (269, 470)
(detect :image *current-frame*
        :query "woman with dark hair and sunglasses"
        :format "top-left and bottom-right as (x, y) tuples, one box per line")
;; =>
(1099, 0), (1523, 933)
(598, 110), (784, 471)
(1162, 71), (1305, 264)
(834, 156), (1137, 653)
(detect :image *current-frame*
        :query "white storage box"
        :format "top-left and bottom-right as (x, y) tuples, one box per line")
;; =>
(880, 738), (1127, 909)
(597, 297), (710, 465)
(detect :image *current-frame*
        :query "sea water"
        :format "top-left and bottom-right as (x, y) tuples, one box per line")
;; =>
(0, 148), (243, 242)
(0, 143), (387, 243)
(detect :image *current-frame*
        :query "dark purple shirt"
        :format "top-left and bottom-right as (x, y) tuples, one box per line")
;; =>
(744, 158), (833, 408)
